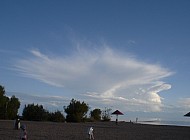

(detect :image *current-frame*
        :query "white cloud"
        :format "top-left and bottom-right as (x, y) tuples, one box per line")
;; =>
(85, 82), (171, 112)
(15, 46), (173, 112)
(178, 98), (190, 109)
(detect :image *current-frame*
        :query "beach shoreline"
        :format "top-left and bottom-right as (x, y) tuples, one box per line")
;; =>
(0, 120), (190, 140)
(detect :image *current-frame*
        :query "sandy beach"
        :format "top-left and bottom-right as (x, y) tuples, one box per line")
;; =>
(0, 120), (190, 140)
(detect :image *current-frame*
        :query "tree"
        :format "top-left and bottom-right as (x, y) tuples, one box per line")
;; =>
(22, 103), (66, 122)
(49, 111), (65, 122)
(7, 95), (20, 119)
(0, 96), (9, 119)
(0, 85), (20, 119)
(64, 99), (89, 122)
(0, 85), (7, 119)
(90, 109), (102, 121)
(22, 104), (49, 121)
(0, 85), (5, 96)
(102, 107), (112, 121)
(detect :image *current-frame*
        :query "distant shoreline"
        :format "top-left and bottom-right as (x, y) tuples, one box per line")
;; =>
(138, 120), (190, 127)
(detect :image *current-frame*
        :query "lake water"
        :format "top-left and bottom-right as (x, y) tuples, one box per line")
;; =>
(139, 120), (190, 127)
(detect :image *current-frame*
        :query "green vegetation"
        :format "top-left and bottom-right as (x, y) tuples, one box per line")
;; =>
(22, 104), (65, 122)
(49, 111), (65, 122)
(0, 85), (20, 119)
(0, 84), (112, 122)
(90, 108), (102, 121)
(64, 99), (89, 122)
(22, 104), (49, 121)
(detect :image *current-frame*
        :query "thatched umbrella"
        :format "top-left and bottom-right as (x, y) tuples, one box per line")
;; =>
(112, 110), (124, 124)
(184, 112), (190, 117)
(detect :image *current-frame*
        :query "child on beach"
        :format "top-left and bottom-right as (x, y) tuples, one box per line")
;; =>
(20, 125), (27, 140)
(88, 127), (94, 140)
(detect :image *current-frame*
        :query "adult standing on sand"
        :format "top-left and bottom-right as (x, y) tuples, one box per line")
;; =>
(14, 118), (20, 130)
(18, 119), (20, 129)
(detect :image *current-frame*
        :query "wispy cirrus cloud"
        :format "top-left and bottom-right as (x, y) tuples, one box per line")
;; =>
(14, 46), (173, 112)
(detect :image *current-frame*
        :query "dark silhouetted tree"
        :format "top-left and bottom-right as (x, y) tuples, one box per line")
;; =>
(0, 85), (8, 119)
(0, 85), (20, 119)
(22, 103), (65, 122)
(64, 99), (89, 122)
(90, 108), (102, 121)
(0, 85), (5, 96)
(7, 95), (20, 119)
(49, 111), (65, 122)
(22, 104), (49, 121)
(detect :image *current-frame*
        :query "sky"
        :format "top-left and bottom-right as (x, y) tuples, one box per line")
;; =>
(0, 0), (190, 122)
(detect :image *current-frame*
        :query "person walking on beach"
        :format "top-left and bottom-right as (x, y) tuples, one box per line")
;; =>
(88, 127), (94, 139)
(18, 119), (21, 129)
(20, 125), (27, 140)
(14, 118), (20, 130)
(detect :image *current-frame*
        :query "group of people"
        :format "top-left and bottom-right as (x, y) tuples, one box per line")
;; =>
(14, 118), (27, 140)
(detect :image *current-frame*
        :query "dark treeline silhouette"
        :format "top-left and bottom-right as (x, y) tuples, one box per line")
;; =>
(22, 104), (65, 122)
(0, 85), (111, 122)
(0, 85), (20, 120)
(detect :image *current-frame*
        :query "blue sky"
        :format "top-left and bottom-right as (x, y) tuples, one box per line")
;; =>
(1, 0), (190, 121)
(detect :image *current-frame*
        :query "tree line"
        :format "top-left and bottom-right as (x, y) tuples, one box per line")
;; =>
(0, 85), (111, 122)
(0, 85), (20, 120)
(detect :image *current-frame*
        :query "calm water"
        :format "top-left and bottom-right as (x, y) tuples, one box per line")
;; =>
(139, 120), (190, 127)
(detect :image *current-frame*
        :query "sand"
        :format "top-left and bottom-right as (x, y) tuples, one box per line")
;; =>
(0, 120), (190, 140)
